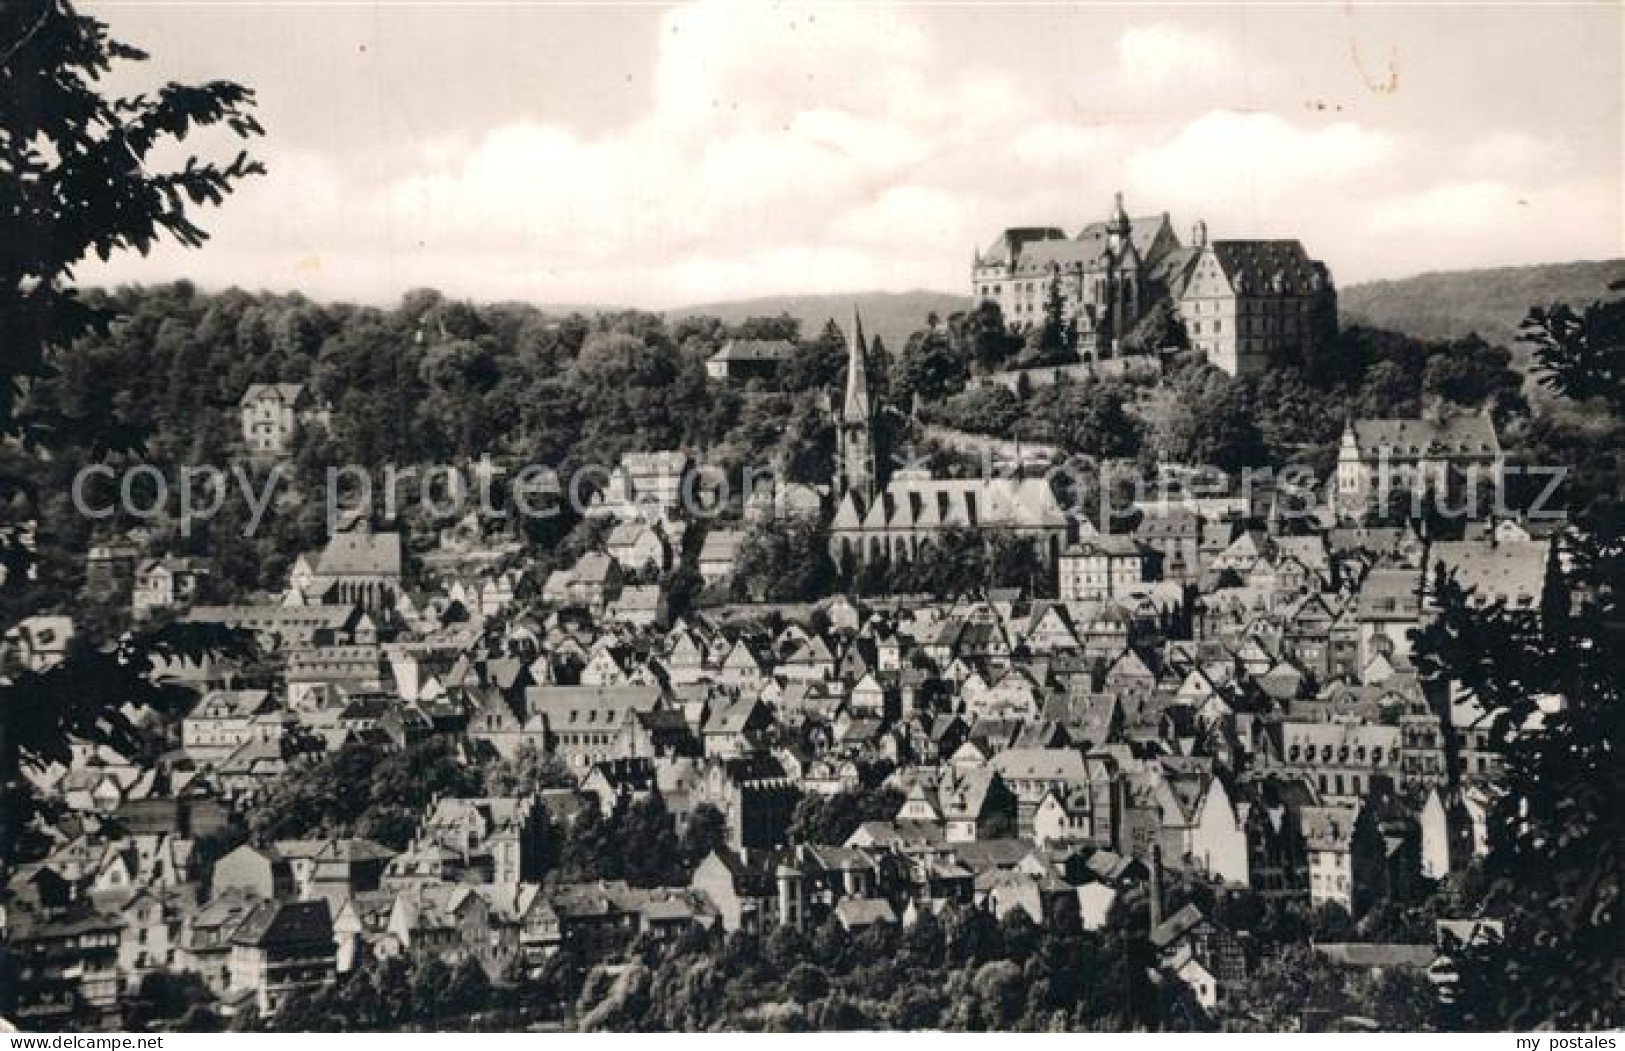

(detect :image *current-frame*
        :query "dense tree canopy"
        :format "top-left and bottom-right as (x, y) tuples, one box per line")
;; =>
(0, 0), (264, 873)
(1410, 285), (1625, 1030)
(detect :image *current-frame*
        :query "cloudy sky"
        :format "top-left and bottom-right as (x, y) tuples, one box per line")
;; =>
(86, 1), (1622, 308)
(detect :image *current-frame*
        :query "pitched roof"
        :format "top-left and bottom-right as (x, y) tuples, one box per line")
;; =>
(317, 530), (403, 578)
(1149, 902), (1209, 949)
(240, 382), (307, 407)
(1356, 567), (1423, 620)
(230, 899), (333, 948)
(978, 226), (1067, 266)
(1315, 942), (1436, 970)
(1428, 540), (1549, 610)
(987, 213), (1175, 277)
(1204, 240), (1325, 297)
(990, 747), (1088, 782)
(840, 477), (1069, 532)
(572, 553), (617, 584)
(835, 897), (897, 928)
(1349, 415), (1500, 460)
(698, 528), (747, 562)
(709, 338), (796, 364)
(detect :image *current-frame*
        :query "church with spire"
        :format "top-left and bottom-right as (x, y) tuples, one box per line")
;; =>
(836, 310), (878, 503)
(827, 308), (1072, 570)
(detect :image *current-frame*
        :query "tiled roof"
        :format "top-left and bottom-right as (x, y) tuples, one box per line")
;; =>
(990, 747), (1089, 782)
(239, 382), (307, 407)
(710, 338), (795, 363)
(1350, 416), (1500, 459)
(1428, 540), (1549, 610)
(988, 215), (1174, 277)
(230, 899), (333, 948)
(1206, 240), (1325, 296)
(317, 530), (403, 578)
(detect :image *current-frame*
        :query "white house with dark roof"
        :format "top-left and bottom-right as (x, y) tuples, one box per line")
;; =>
(706, 338), (796, 382)
(698, 527), (747, 587)
(227, 899), (336, 1014)
(133, 556), (207, 617)
(1334, 414), (1503, 516)
(239, 382), (327, 456)
(1058, 533), (1155, 602)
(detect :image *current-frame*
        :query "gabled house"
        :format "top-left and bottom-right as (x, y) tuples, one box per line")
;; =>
(227, 899), (337, 1015)
(1301, 803), (1387, 915)
(133, 557), (207, 617)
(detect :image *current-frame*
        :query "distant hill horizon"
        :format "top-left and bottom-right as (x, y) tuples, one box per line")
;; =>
(1339, 259), (1624, 349)
(668, 290), (970, 358)
(84, 259), (1620, 359)
(670, 260), (1624, 362)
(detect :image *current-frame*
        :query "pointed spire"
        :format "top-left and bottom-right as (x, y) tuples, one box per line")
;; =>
(842, 308), (872, 423)
(1110, 191), (1130, 230)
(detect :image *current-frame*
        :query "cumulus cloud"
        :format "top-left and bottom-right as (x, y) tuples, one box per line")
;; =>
(1129, 112), (1394, 202)
(85, 2), (1621, 305)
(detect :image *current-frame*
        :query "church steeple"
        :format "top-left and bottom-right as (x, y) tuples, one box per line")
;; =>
(843, 309), (872, 424)
(836, 309), (877, 502)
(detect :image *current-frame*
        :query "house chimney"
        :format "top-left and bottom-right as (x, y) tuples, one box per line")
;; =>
(1149, 843), (1165, 930)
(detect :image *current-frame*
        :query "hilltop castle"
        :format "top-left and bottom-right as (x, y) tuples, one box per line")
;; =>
(971, 193), (1337, 376)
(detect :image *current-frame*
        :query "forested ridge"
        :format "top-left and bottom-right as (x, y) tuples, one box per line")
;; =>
(17, 278), (1620, 628)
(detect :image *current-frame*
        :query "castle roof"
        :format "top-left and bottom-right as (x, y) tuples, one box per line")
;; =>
(1203, 240), (1326, 297)
(996, 213), (1174, 278)
(978, 227), (1067, 266)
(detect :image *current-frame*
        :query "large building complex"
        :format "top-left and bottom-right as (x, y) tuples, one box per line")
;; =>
(971, 194), (1336, 376)
(1333, 415), (1504, 516)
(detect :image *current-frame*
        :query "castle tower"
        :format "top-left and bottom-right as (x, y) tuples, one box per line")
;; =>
(1106, 191), (1132, 257)
(837, 309), (877, 501)
(1104, 192), (1142, 345)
